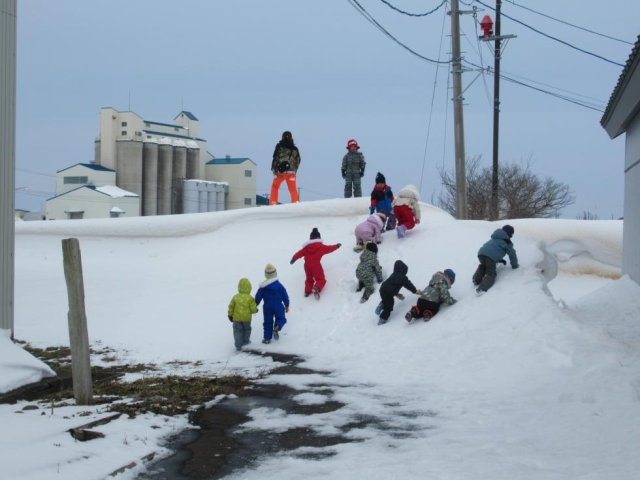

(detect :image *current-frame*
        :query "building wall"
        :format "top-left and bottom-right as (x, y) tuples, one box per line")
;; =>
(0, 0), (17, 334)
(205, 161), (256, 210)
(56, 165), (116, 195)
(623, 113), (640, 283)
(97, 108), (145, 170)
(46, 188), (140, 220)
(183, 180), (228, 214)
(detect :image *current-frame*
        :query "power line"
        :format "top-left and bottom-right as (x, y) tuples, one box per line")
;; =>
(508, 1), (633, 45)
(346, 0), (452, 65)
(379, 0), (447, 17)
(471, 0), (624, 66)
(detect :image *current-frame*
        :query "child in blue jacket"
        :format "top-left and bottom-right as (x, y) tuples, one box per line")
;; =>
(473, 225), (519, 294)
(255, 263), (290, 344)
(369, 172), (395, 231)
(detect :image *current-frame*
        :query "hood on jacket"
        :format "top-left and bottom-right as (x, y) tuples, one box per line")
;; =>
(490, 228), (511, 242)
(392, 260), (409, 276)
(367, 214), (384, 229)
(359, 249), (377, 262)
(397, 185), (420, 202)
(430, 271), (451, 288)
(238, 278), (252, 294)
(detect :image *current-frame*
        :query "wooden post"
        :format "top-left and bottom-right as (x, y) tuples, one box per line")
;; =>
(61, 238), (93, 405)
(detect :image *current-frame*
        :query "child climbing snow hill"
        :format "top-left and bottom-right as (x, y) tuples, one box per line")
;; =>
(376, 260), (421, 324)
(355, 242), (383, 303)
(369, 172), (395, 231)
(405, 269), (457, 323)
(290, 228), (342, 299)
(227, 278), (259, 351)
(354, 212), (386, 252)
(473, 225), (519, 294)
(255, 264), (290, 344)
(392, 185), (422, 238)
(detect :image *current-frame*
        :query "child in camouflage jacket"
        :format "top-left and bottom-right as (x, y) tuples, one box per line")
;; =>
(227, 277), (259, 351)
(342, 139), (366, 198)
(355, 242), (383, 303)
(405, 269), (456, 322)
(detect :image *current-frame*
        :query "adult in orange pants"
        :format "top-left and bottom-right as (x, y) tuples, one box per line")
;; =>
(270, 131), (301, 205)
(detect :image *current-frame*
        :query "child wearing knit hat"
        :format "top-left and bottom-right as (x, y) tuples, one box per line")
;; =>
(473, 225), (519, 294)
(355, 242), (384, 303)
(290, 228), (342, 299)
(255, 263), (290, 344)
(227, 278), (259, 351)
(369, 172), (396, 231)
(404, 269), (457, 322)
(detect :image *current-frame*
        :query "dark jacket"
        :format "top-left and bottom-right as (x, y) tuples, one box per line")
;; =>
(272, 140), (301, 174)
(370, 184), (394, 214)
(380, 260), (417, 297)
(478, 229), (519, 267)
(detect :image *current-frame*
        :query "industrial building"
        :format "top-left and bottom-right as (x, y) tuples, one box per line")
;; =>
(45, 108), (257, 219)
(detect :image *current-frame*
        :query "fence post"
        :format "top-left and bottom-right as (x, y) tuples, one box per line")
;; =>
(61, 238), (93, 405)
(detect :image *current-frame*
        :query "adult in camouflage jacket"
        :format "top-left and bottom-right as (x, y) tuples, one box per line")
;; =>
(270, 131), (301, 205)
(342, 139), (366, 198)
(355, 242), (383, 303)
(405, 269), (456, 322)
(227, 278), (259, 350)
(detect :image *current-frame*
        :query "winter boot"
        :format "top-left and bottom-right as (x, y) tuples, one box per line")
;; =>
(262, 339), (271, 344)
(360, 292), (370, 304)
(353, 242), (364, 252)
(304, 292), (311, 297)
(375, 302), (384, 316)
(377, 318), (387, 325)
(235, 346), (242, 352)
(423, 310), (434, 322)
(397, 224), (407, 238)
(405, 305), (419, 322)
(313, 286), (321, 300)
(273, 324), (280, 340)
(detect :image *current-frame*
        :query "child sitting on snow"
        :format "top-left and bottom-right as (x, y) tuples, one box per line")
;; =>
(227, 278), (259, 351)
(354, 212), (386, 252)
(290, 228), (342, 299)
(392, 185), (422, 238)
(375, 260), (421, 324)
(356, 242), (383, 303)
(255, 264), (290, 344)
(405, 269), (457, 323)
(369, 172), (395, 231)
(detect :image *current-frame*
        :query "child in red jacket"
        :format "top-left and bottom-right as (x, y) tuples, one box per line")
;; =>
(290, 228), (341, 299)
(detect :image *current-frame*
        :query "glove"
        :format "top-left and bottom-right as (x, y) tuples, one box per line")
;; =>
(415, 289), (422, 295)
(341, 169), (346, 179)
(396, 293), (405, 301)
(337, 243), (342, 248)
(360, 169), (365, 178)
(377, 278), (383, 284)
(512, 264), (519, 269)
(499, 259), (507, 265)
(290, 258), (296, 265)
(415, 219), (420, 225)
(369, 206), (375, 215)
(228, 315), (233, 322)
(285, 306), (290, 313)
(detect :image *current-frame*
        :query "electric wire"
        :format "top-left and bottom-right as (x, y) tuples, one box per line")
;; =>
(460, 17), (493, 107)
(379, 0), (447, 17)
(419, 0), (450, 194)
(346, 0), (452, 65)
(470, 0), (624, 67)
(508, 1), (633, 45)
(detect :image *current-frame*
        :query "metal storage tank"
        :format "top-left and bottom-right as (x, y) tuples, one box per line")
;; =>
(116, 140), (143, 202)
(142, 139), (159, 216)
(186, 140), (200, 179)
(172, 140), (187, 214)
(157, 137), (173, 215)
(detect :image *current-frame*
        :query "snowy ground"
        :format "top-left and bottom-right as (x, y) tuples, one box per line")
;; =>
(2, 198), (639, 480)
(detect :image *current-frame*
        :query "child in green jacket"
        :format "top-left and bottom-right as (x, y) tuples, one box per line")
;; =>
(228, 278), (259, 351)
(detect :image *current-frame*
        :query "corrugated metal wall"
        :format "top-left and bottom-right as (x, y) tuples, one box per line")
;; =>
(623, 114), (640, 284)
(1, 0), (17, 336)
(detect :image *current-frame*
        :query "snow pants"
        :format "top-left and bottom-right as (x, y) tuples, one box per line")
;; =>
(232, 321), (252, 348)
(344, 174), (362, 198)
(304, 262), (327, 294)
(393, 204), (416, 230)
(262, 304), (287, 341)
(473, 255), (497, 292)
(270, 173), (299, 205)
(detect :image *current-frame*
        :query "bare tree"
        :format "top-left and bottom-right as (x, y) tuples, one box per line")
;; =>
(437, 156), (575, 219)
(576, 211), (599, 220)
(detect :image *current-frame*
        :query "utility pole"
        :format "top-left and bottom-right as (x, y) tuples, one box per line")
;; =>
(491, 0), (502, 221)
(480, 2), (515, 221)
(450, 0), (467, 220)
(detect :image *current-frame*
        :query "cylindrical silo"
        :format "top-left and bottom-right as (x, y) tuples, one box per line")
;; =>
(116, 140), (143, 197)
(142, 139), (158, 216)
(186, 141), (200, 180)
(172, 140), (187, 214)
(94, 140), (101, 165)
(157, 137), (173, 215)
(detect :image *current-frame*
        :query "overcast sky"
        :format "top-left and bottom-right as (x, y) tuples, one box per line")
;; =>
(14, 0), (639, 219)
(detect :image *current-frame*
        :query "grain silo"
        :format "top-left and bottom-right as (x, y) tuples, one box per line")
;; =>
(142, 138), (158, 216)
(157, 137), (173, 215)
(172, 140), (187, 214)
(116, 140), (143, 203)
(186, 140), (200, 179)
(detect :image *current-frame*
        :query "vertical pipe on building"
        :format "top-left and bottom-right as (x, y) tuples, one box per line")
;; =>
(172, 141), (187, 214)
(142, 140), (158, 216)
(157, 138), (173, 215)
(0, 0), (17, 337)
(186, 141), (200, 180)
